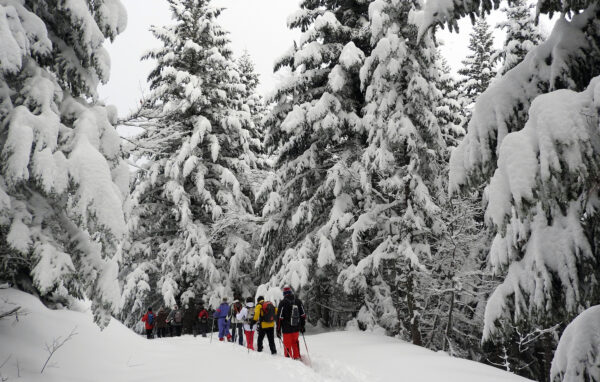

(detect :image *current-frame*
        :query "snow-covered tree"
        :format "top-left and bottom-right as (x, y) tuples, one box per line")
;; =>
(0, 0), (128, 327)
(417, 0), (600, 378)
(551, 306), (600, 382)
(257, 0), (371, 326)
(338, 0), (448, 344)
(497, 0), (543, 75)
(122, 0), (260, 324)
(457, 17), (497, 106)
(435, 53), (467, 148)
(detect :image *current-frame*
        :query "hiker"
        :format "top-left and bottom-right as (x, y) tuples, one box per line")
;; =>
(156, 307), (169, 338)
(276, 286), (306, 360)
(197, 303), (209, 337)
(167, 304), (183, 336)
(141, 307), (155, 339)
(236, 296), (257, 350)
(183, 304), (196, 335)
(229, 299), (244, 346)
(253, 296), (277, 354)
(213, 297), (232, 342)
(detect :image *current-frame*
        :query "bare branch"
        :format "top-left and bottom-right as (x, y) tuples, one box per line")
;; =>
(41, 326), (78, 374)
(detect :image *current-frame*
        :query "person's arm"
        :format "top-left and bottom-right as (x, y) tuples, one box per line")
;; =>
(141, 313), (147, 322)
(253, 304), (261, 324)
(276, 301), (283, 333)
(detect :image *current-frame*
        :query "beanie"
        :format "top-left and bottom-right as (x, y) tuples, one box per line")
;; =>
(257, 295), (264, 303)
(246, 297), (253, 303)
(148, 307), (153, 311)
(283, 286), (293, 296)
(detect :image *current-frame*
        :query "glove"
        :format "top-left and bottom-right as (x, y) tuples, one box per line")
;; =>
(276, 330), (282, 339)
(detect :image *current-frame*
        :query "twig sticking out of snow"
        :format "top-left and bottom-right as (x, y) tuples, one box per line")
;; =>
(0, 307), (21, 320)
(40, 326), (78, 374)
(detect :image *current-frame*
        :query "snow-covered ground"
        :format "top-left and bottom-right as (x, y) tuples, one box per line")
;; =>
(0, 289), (531, 382)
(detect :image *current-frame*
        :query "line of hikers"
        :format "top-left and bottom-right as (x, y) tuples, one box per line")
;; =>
(141, 286), (307, 360)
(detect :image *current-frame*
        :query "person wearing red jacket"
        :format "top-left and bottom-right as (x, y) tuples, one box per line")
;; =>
(197, 304), (209, 337)
(141, 307), (156, 339)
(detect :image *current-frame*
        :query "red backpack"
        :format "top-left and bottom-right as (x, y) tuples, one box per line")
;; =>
(261, 301), (275, 323)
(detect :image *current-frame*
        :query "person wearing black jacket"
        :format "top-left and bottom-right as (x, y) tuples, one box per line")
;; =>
(276, 286), (306, 360)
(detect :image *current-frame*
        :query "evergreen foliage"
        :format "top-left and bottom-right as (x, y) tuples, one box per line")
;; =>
(0, 0), (128, 327)
(121, 0), (261, 327)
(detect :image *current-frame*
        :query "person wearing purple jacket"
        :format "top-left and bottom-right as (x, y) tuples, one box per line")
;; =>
(213, 297), (232, 342)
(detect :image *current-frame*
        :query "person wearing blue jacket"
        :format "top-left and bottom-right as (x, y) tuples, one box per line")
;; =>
(213, 297), (232, 342)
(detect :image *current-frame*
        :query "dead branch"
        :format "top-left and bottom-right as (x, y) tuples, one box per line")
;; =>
(40, 326), (78, 374)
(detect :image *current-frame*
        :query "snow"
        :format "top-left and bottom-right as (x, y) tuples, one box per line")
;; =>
(0, 288), (531, 382)
(551, 306), (600, 382)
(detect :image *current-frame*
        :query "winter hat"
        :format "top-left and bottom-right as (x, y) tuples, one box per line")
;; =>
(283, 286), (293, 296)
(222, 297), (228, 302)
(257, 295), (264, 303)
(148, 307), (153, 311)
(246, 297), (253, 304)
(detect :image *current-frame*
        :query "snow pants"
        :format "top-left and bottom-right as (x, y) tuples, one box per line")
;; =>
(282, 332), (301, 359)
(217, 318), (231, 340)
(145, 328), (154, 339)
(257, 327), (277, 354)
(156, 327), (167, 338)
(231, 323), (243, 345)
(245, 330), (255, 350)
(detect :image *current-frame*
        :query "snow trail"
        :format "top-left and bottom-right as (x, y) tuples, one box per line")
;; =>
(0, 289), (530, 382)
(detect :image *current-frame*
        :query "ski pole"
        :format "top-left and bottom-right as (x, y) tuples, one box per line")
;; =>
(210, 317), (215, 344)
(301, 332), (311, 365)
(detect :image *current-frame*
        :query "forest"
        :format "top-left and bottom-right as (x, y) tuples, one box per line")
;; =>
(1, 0), (600, 381)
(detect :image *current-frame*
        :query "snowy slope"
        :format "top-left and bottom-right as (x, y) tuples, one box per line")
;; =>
(0, 289), (531, 382)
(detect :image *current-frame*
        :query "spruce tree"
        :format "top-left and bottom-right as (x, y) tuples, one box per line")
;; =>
(457, 17), (497, 106)
(0, 0), (128, 327)
(418, 0), (600, 379)
(122, 0), (259, 324)
(338, 0), (447, 344)
(257, 0), (371, 325)
(497, 0), (542, 75)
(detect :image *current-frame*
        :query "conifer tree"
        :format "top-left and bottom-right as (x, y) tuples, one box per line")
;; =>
(497, 0), (542, 75)
(0, 0), (128, 327)
(122, 0), (259, 323)
(418, 0), (600, 378)
(257, 0), (371, 325)
(458, 17), (497, 106)
(338, 0), (447, 345)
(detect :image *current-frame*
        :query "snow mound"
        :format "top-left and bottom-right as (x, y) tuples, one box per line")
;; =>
(0, 289), (530, 382)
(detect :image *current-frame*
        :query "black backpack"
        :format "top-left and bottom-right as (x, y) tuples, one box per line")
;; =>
(261, 301), (275, 323)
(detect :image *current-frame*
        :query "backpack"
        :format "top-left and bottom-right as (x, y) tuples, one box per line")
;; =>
(174, 310), (182, 323)
(198, 310), (208, 324)
(261, 301), (275, 323)
(147, 312), (155, 325)
(245, 306), (255, 325)
(234, 301), (243, 314)
(290, 304), (299, 327)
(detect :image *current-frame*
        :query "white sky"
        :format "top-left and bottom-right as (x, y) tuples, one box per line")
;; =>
(99, 0), (555, 118)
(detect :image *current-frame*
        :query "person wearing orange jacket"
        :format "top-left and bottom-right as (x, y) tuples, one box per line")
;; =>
(276, 286), (306, 359)
(253, 296), (277, 354)
(141, 307), (156, 339)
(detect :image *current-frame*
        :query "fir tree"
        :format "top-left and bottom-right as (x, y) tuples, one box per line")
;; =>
(497, 0), (542, 75)
(257, 0), (371, 325)
(122, 0), (259, 324)
(0, 0), (128, 327)
(457, 17), (497, 106)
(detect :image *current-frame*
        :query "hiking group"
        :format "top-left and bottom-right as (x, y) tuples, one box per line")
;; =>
(141, 286), (307, 360)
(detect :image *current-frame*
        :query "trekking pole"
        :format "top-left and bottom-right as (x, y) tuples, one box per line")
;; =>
(301, 332), (312, 366)
(210, 317), (215, 344)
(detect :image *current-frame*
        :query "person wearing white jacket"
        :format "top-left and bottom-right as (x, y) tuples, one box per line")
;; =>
(237, 297), (258, 350)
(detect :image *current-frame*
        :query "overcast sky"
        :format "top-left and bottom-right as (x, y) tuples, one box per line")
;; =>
(98, 0), (554, 118)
